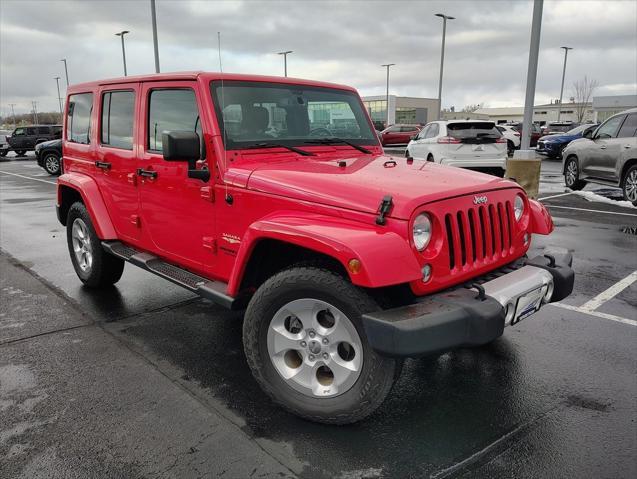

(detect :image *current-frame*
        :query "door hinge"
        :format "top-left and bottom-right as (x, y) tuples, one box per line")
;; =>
(203, 237), (217, 253)
(131, 215), (141, 227)
(200, 186), (215, 202)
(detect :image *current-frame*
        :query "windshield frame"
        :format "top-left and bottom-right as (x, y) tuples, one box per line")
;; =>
(210, 80), (378, 151)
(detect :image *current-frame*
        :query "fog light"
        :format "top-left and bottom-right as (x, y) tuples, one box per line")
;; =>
(543, 281), (554, 304)
(347, 258), (362, 274)
(422, 264), (432, 282)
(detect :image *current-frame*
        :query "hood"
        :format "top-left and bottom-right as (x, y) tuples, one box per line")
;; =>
(228, 154), (517, 219)
(37, 139), (62, 148)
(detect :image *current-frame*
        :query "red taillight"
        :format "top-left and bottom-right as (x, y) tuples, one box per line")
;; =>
(437, 136), (462, 144)
(496, 138), (507, 143)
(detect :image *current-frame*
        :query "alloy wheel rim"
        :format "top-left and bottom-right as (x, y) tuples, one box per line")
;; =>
(266, 298), (363, 398)
(72, 218), (93, 272)
(626, 170), (637, 202)
(566, 161), (577, 186)
(45, 155), (59, 173)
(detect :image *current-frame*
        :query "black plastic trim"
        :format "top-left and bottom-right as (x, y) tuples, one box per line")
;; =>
(524, 251), (574, 302)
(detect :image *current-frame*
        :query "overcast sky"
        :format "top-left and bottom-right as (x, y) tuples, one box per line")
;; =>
(1, 0), (636, 117)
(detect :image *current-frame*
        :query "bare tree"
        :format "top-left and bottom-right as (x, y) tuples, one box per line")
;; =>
(572, 76), (598, 123)
(461, 103), (484, 113)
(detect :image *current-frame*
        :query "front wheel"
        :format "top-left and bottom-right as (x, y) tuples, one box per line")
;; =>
(564, 156), (586, 190)
(622, 165), (637, 206)
(43, 152), (61, 175)
(66, 202), (125, 287)
(243, 267), (401, 424)
(0, 150), (8, 157)
(14, 150), (26, 157)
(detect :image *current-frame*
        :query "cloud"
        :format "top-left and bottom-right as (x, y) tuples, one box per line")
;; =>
(1, 0), (635, 117)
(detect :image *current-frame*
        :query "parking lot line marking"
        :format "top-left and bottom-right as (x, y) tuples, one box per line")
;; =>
(538, 192), (573, 201)
(580, 270), (637, 312)
(550, 303), (637, 327)
(543, 204), (637, 217)
(0, 170), (57, 185)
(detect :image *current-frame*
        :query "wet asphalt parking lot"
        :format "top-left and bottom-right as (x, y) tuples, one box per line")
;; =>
(1, 152), (636, 478)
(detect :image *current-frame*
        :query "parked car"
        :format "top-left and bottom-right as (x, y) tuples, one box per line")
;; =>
(372, 120), (386, 132)
(57, 72), (573, 424)
(537, 124), (598, 159)
(562, 108), (637, 205)
(496, 124), (520, 156)
(506, 122), (542, 147)
(35, 138), (63, 175)
(379, 124), (422, 146)
(406, 120), (508, 176)
(5, 124), (62, 156)
(0, 130), (11, 157)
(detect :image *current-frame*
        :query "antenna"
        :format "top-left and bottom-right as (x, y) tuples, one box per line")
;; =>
(217, 31), (231, 204)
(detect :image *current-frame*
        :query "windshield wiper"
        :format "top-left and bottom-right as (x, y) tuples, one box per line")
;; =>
(304, 137), (372, 154)
(244, 142), (315, 156)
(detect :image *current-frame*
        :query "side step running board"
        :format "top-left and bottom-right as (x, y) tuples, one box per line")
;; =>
(102, 241), (242, 310)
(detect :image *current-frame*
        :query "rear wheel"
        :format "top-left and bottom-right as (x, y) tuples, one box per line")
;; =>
(622, 165), (637, 206)
(564, 156), (586, 190)
(0, 150), (7, 157)
(66, 202), (124, 287)
(14, 150), (26, 157)
(43, 152), (61, 175)
(243, 267), (401, 424)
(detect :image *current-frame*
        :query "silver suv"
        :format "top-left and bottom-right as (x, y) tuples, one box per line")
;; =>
(562, 108), (637, 205)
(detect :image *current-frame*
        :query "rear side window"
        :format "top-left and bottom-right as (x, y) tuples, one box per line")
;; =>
(101, 91), (135, 150)
(67, 93), (93, 144)
(37, 126), (50, 135)
(617, 114), (637, 138)
(147, 89), (199, 152)
(26, 127), (36, 135)
(447, 122), (500, 139)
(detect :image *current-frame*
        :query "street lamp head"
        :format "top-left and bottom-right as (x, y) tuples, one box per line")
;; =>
(561, 46), (573, 50)
(277, 50), (293, 55)
(115, 30), (130, 37)
(435, 13), (455, 20)
(381, 63), (396, 68)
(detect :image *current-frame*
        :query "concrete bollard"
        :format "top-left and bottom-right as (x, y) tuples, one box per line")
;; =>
(505, 150), (541, 199)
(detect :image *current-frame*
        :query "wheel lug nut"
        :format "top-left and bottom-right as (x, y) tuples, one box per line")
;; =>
(300, 341), (307, 347)
(308, 330), (316, 338)
(322, 353), (329, 360)
(322, 338), (328, 345)
(309, 354), (315, 361)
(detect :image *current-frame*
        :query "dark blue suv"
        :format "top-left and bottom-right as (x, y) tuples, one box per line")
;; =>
(537, 123), (598, 159)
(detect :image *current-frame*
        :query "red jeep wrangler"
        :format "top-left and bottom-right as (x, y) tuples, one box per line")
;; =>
(57, 72), (574, 424)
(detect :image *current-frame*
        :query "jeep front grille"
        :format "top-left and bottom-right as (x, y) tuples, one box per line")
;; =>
(444, 201), (514, 271)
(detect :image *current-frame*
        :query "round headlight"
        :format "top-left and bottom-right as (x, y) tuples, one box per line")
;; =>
(413, 213), (432, 251)
(514, 194), (525, 221)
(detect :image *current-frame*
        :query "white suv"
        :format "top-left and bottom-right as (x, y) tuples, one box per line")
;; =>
(406, 120), (508, 176)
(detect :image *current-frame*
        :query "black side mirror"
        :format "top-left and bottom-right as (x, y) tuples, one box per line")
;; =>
(162, 131), (210, 182)
(583, 129), (593, 139)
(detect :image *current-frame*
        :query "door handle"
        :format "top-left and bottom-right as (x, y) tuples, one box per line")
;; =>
(95, 161), (111, 170)
(625, 145), (632, 149)
(137, 168), (157, 179)
(599, 145), (606, 149)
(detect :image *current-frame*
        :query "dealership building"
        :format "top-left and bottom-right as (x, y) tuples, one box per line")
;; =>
(361, 95), (439, 126)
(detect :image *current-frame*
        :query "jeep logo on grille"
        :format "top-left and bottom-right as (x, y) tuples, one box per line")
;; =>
(473, 195), (488, 205)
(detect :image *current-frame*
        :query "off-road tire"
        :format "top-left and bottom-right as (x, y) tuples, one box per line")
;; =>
(66, 202), (124, 287)
(621, 164), (637, 206)
(14, 150), (26, 157)
(564, 156), (586, 190)
(43, 152), (61, 175)
(243, 266), (402, 424)
(0, 150), (8, 157)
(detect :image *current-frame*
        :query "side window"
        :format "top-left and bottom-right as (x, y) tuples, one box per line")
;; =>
(387, 125), (400, 133)
(101, 91), (135, 150)
(426, 123), (439, 138)
(37, 127), (50, 135)
(26, 127), (36, 135)
(596, 115), (625, 139)
(13, 128), (25, 136)
(418, 126), (429, 139)
(617, 114), (637, 138)
(52, 126), (62, 138)
(67, 93), (93, 144)
(147, 89), (199, 152)
(496, 126), (505, 133)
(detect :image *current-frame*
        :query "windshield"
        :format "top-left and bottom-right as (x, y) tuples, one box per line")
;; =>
(210, 81), (376, 149)
(548, 124), (574, 133)
(567, 124), (591, 135)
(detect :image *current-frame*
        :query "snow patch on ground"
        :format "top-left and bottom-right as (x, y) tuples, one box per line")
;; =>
(573, 190), (636, 209)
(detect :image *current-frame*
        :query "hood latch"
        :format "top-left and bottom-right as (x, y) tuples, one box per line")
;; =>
(375, 195), (393, 226)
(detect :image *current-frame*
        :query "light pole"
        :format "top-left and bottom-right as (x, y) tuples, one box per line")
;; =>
(435, 13), (455, 120)
(557, 46), (573, 121)
(150, 0), (160, 73)
(32, 101), (38, 124)
(277, 51), (293, 77)
(9, 103), (16, 128)
(54, 77), (63, 116)
(60, 58), (69, 86)
(381, 63), (395, 126)
(115, 30), (130, 76)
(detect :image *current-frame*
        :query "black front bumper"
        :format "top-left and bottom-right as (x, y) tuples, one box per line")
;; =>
(362, 250), (574, 357)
